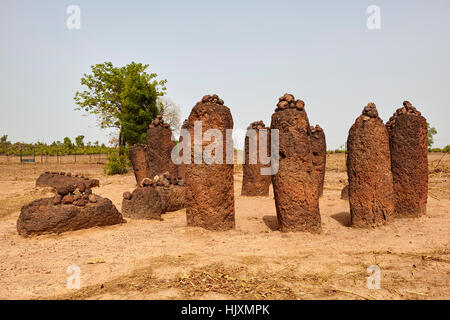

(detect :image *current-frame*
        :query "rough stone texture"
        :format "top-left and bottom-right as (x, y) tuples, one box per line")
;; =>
(184, 94), (235, 231)
(386, 101), (428, 218)
(156, 185), (186, 212)
(129, 144), (150, 186)
(121, 173), (186, 219)
(146, 115), (179, 180)
(17, 195), (125, 237)
(36, 172), (99, 189)
(270, 93), (321, 233)
(129, 115), (181, 185)
(241, 121), (272, 197)
(310, 125), (327, 197)
(346, 103), (395, 228)
(121, 187), (165, 220)
(341, 185), (349, 200)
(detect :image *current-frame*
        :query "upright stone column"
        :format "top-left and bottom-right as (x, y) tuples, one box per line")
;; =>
(310, 125), (327, 197)
(241, 121), (272, 197)
(270, 93), (321, 233)
(386, 101), (428, 217)
(185, 94), (235, 231)
(146, 115), (178, 179)
(129, 144), (150, 186)
(346, 103), (394, 227)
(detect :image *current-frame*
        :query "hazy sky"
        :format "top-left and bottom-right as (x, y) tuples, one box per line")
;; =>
(1, 0), (449, 149)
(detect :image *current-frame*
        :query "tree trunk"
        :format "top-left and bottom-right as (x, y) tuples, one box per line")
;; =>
(118, 129), (124, 155)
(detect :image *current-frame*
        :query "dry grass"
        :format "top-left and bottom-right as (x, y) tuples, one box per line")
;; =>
(45, 247), (450, 300)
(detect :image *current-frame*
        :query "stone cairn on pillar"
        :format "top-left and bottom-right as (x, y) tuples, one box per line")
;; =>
(310, 125), (327, 197)
(122, 172), (185, 220)
(17, 184), (124, 237)
(129, 114), (180, 186)
(241, 121), (272, 197)
(184, 94), (235, 231)
(270, 93), (321, 233)
(346, 103), (394, 228)
(386, 101), (428, 218)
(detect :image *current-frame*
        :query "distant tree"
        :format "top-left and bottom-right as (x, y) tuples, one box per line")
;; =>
(63, 137), (74, 149)
(157, 97), (181, 134)
(74, 61), (167, 153)
(75, 135), (85, 147)
(427, 123), (437, 147)
(0, 134), (9, 144)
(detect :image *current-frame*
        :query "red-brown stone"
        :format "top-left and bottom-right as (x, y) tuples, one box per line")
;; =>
(386, 101), (428, 218)
(346, 103), (394, 227)
(241, 121), (272, 197)
(184, 94), (235, 231)
(310, 125), (327, 197)
(17, 195), (125, 237)
(270, 94), (321, 233)
(129, 144), (151, 186)
(36, 172), (99, 190)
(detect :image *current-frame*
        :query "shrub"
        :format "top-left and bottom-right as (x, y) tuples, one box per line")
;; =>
(104, 152), (128, 175)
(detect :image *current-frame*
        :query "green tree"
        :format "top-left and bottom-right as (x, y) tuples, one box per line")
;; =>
(63, 137), (74, 149)
(75, 135), (85, 147)
(0, 134), (9, 144)
(427, 123), (437, 147)
(74, 61), (167, 153)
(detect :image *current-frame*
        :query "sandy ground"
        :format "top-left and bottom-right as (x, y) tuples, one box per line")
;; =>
(0, 153), (449, 300)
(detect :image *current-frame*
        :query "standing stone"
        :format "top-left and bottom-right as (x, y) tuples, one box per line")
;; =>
(146, 115), (178, 179)
(310, 125), (327, 197)
(129, 115), (181, 185)
(129, 144), (150, 186)
(176, 119), (189, 180)
(386, 101), (428, 217)
(184, 94), (235, 231)
(241, 121), (272, 197)
(271, 93), (321, 233)
(346, 103), (394, 227)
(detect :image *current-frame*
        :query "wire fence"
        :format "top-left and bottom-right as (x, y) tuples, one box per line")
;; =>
(0, 153), (108, 164)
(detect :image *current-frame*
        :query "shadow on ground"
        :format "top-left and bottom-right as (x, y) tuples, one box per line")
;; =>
(331, 211), (351, 227)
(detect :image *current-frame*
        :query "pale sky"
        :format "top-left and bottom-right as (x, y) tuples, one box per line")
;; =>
(1, 0), (449, 149)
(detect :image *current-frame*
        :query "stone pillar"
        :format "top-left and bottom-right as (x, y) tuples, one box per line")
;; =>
(386, 101), (428, 217)
(310, 125), (327, 197)
(146, 115), (178, 179)
(270, 93), (321, 233)
(241, 121), (272, 197)
(346, 103), (394, 227)
(129, 144), (150, 186)
(185, 94), (235, 231)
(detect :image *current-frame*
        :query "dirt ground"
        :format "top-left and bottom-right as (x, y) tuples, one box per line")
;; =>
(0, 153), (449, 300)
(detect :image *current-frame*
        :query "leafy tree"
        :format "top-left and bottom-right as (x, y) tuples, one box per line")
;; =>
(427, 123), (437, 147)
(63, 137), (74, 150)
(74, 61), (167, 153)
(1, 134), (8, 144)
(75, 135), (85, 147)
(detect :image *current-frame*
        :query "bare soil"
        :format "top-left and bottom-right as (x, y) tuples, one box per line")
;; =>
(0, 153), (449, 300)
